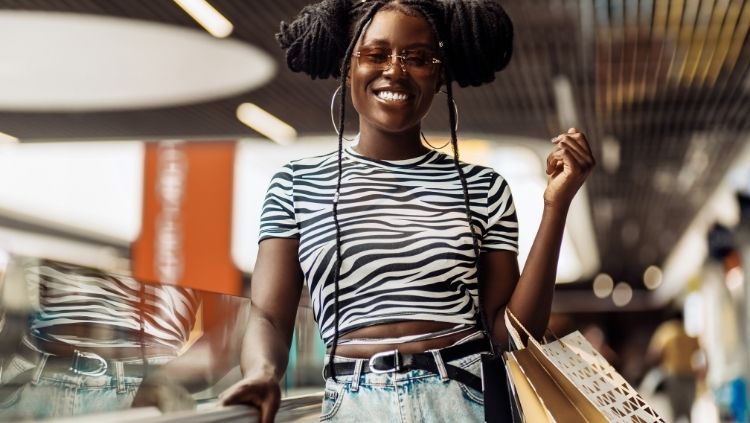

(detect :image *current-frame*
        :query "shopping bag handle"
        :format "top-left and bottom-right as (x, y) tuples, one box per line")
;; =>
(505, 309), (568, 350)
(503, 308), (527, 349)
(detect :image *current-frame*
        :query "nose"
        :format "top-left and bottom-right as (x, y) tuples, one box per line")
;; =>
(383, 54), (408, 76)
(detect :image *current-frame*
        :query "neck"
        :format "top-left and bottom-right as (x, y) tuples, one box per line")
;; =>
(354, 125), (430, 160)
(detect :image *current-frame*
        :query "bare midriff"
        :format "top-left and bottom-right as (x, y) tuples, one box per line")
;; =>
(329, 320), (477, 359)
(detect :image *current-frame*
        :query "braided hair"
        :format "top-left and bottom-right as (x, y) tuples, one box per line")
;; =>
(277, 0), (513, 380)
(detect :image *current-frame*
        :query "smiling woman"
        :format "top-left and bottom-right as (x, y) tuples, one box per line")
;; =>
(220, 1), (595, 422)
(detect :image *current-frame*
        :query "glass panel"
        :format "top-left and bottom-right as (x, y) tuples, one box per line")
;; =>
(0, 254), (324, 421)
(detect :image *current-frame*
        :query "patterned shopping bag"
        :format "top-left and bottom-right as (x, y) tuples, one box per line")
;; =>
(504, 310), (664, 423)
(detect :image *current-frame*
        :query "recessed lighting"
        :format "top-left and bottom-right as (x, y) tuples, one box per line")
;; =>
(236, 103), (297, 145)
(612, 282), (633, 307)
(173, 0), (233, 38)
(593, 273), (614, 298)
(643, 265), (663, 290)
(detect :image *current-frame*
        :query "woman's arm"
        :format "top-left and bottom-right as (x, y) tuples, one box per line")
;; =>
(481, 128), (594, 343)
(219, 238), (304, 423)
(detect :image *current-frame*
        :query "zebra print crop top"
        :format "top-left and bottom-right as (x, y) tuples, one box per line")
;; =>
(259, 146), (519, 346)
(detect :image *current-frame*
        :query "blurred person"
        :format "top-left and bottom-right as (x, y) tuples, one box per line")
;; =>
(0, 257), (244, 420)
(220, 1), (595, 422)
(647, 311), (702, 423)
(701, 224), (748, 422)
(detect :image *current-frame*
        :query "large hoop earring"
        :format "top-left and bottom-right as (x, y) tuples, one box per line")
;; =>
(441, 90), (459, 133)
(330, 86), (354, 142)
(421, 132), (450, 149)
(421, 90), (459, 150)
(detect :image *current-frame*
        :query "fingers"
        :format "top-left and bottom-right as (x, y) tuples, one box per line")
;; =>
(260, 393), (281, 423)
(546, 148), (576, 176)
(546, 142), (594, 177)
(548, 128), (596, 172)
(553, 137), (591, 167)
(219, 382), (249, 406)
(554, 128), (593, 156)
(219, 379), (280, 423)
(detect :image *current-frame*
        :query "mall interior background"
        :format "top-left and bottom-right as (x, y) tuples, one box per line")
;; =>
(0, 0), (749, 421)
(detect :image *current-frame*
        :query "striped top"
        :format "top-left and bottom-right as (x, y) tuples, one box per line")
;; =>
(27, 261), (200, 353)
(259, 146), (518, 346)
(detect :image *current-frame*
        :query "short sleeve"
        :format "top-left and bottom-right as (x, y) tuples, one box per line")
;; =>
(258, 164), (299, 242)
(482, 172), (519, 253)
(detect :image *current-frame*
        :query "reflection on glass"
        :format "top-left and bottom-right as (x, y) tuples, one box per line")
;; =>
(0, 254), (323, 421)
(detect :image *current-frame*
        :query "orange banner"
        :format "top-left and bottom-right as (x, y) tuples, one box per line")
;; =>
(131, 141), (241, 296)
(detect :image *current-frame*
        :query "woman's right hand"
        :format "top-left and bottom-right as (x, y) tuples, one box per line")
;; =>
(218, 375), (281, 423)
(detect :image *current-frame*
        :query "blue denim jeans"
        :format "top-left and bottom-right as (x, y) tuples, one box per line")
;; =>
(321, 352), (485, 422)
(0, 353), (173, 420)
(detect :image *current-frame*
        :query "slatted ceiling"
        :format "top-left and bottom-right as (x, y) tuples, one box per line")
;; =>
(0, 1), (749, 289)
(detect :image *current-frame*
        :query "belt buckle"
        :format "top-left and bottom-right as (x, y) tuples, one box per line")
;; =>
(369, 349), (401, 374)
(70, 350), (108, 377)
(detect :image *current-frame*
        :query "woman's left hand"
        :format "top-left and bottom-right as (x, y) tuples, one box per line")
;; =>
(544, 127), (595, 209)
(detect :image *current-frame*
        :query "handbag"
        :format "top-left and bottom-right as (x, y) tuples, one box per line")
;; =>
(503, 310), (664, 423)
(481, 351), (522, 423)
(475, 302), (523, 422)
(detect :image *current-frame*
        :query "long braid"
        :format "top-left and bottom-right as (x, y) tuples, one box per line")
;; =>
(445, 78), (496, 354)
(328, 1), (385, 381)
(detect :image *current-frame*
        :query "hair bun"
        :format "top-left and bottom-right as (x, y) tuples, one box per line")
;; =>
(276, 0), (352, 79)
(442, 0), (513, 87)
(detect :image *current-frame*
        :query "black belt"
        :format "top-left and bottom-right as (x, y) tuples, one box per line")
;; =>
(324, 338), (488, 392)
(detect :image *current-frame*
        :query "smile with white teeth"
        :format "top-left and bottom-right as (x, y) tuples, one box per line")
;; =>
(376, 91), (409, 102)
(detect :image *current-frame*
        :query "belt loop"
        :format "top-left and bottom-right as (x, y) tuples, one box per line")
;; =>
(351, 359), (363, 392)
(431, 350), (449, 382)
(31, 354), (49, 385)
(114, 361), (126, 393)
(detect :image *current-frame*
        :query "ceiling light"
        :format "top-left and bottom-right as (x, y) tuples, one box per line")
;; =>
(593, 273), (614, 298)
(0, 131), (18, 143)
(173, 0), (233, 38)
(612, 282), (633, 307)
(643, 265), (663, 290)
(0, 11), (273, 112)
(237, 103), (297, 145)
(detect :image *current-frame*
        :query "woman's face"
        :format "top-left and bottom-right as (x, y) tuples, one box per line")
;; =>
(349, 9), (442, 135)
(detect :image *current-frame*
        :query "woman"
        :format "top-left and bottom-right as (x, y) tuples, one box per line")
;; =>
(220, 1), (595, 422)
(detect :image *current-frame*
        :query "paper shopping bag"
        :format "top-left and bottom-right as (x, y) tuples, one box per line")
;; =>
(505, 346), (593, 422)
(504, 310), (664, 423)
(528, 331), (664, 422)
